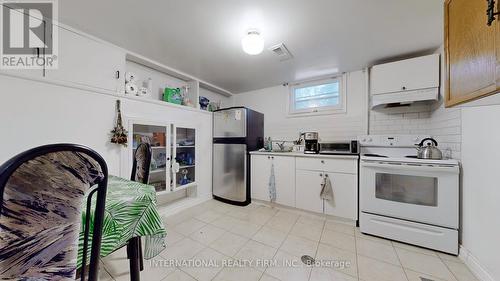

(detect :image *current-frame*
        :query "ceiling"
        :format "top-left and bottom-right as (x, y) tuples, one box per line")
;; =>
(59, 0), (444, 94)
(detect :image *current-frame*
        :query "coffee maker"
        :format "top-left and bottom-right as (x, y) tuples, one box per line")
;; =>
(303, 132), (319, 154)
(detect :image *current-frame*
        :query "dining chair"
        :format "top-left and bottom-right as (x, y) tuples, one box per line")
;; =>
(129, 142), (152, 278)
(0, 144), (108, 281)
(130, 142), (152, 184)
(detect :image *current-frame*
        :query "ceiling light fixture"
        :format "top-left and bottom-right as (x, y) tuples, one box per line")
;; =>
(241, 30), (264, 55)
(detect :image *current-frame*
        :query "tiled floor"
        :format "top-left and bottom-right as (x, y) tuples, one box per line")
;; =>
(100, 200), (478, 281)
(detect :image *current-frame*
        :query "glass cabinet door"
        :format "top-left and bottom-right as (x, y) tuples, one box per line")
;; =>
(132, 123), (171, 193)
(171, 126), (196, 190)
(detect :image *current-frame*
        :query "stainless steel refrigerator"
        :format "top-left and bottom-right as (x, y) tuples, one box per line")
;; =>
(212, 107), (264, 206)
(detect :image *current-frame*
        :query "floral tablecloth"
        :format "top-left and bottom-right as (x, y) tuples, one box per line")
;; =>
(77, 175), (166, 268)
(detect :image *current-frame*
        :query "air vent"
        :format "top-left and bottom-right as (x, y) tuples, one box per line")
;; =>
(269, 43), (293, 61)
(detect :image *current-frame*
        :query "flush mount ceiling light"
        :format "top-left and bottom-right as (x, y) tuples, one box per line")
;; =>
(241, 30), (264, 55)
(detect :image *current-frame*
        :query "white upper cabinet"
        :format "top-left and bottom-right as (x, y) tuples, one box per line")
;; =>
(47, 25), (125, 92)
(370, 54), (440, 95)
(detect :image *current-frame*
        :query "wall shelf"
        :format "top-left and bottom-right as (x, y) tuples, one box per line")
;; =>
(125, 52), (233, 98)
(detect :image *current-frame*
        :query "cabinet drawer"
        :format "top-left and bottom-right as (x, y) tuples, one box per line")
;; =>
(296, 157), (357, 174)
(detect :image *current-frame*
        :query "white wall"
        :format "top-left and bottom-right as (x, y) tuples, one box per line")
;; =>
(232, 70), (368, 141)
(461, 104), (500, 281)
(0, 74), (214, 198)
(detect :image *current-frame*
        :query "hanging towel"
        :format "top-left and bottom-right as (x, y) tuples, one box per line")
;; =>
(268, 163), (277, 202)
(320, 175), (334, 201)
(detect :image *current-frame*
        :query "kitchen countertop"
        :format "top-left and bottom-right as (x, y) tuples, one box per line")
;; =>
(249, 151), (359, 159)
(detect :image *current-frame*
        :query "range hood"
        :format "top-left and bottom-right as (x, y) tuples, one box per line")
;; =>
(371, 87), (439, 109)
(369, 54), (440, 109)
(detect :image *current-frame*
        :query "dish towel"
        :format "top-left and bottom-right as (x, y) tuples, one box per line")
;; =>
(268, 163), (276, 202)
(320, 175), (334, 201)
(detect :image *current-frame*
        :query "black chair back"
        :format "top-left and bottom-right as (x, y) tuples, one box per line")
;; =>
(0, 144), (108, 281)
(131, 143), (152, 184)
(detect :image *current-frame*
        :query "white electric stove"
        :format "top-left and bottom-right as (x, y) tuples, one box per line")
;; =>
(358, 135), (460, 255)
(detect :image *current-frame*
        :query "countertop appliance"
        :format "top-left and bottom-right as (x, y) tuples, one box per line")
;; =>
(416, 137), (443, 159)
(212, 107), (264, 206)
(358, 135), (460, 254)
(304, 132), (319, 154)
(319, 140), (359, 155)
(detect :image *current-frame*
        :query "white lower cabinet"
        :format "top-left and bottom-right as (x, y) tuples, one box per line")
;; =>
(251, 153), (358, 221)
(323, 172), (358, 220)
(250, 155), (295, 206)
(251, 155), (271, 201)
(295, 169), (324, 213)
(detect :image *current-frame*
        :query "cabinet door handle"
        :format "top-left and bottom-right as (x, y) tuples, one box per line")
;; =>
(321, 160), (325, 164)
(402, 86), (407, 90)
(115, 70), (120, 79)
(487, 0), (499, 26)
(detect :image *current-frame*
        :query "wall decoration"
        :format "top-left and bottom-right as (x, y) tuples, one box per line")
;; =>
(110, 100), (128, 146)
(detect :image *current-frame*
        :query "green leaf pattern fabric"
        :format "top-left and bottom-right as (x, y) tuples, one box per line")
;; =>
(77, 175), (166, 268)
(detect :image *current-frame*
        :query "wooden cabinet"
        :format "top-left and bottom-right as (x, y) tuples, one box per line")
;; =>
(250, 155), (296, 206)
(445, 0), (500, 107)
(295, 170), (324, 213)
(323, 172), (358, 220)
(46, 25), (125, 92)
(370, 54), (440, 95)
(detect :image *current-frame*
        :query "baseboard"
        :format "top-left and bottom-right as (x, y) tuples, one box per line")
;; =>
(158, 194), (212, 217)
(459, 245), (496, 281)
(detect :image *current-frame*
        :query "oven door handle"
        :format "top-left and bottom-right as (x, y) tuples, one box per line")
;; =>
(361, 162), (459, 173)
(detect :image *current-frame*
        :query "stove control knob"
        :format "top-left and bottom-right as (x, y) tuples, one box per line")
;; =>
(367, 138), (372, 142)
(362, 138), (367, 142)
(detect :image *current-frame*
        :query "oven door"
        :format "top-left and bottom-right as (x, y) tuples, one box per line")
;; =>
(360, 160), (459, 228)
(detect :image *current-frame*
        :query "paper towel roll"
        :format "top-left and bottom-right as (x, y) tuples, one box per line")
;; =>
(146, 78), (153, 92)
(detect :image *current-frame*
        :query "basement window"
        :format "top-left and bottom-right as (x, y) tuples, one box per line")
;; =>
(288, 77), (345, 116)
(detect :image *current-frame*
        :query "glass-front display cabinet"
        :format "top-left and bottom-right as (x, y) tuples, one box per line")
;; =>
(131, 123), (170, 193)
(172, 126), (196, 190)
(124, 120), (197, 195)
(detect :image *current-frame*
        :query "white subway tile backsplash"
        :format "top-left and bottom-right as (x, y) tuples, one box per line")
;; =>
(369, 101), (462, 159)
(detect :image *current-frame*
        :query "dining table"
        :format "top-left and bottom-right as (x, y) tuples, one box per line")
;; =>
(77, 175), (167, 281)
